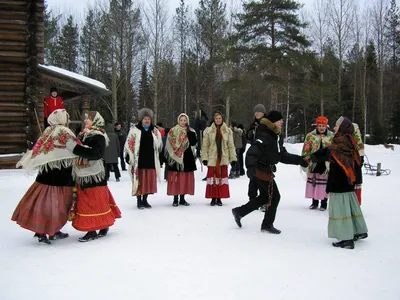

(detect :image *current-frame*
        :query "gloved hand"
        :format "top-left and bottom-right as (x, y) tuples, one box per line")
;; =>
(202, 160), (208, 166)
(299, 157), (309, 168)
(66, 139), (77, 152)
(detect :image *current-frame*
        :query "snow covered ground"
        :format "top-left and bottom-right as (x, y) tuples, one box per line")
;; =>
(1, 144), (399, 300)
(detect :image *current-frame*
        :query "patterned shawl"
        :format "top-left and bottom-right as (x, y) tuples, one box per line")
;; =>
(165, 113), (191, 170)
(331, 117), (361, 184)
(73, 111), (107, 184)
(17, 109), (79, 173)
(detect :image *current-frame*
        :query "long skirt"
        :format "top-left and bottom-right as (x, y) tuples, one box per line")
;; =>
(11, 182), (73, 235)
(328, 192), (368, 241)
(167, 171), (195, 195)
(305, 173), (328, 200)
(134, 168), (157, 196)
(354, 184), (362, 205)
(72, 185), (121, 232)
(205, 165), (230, 199)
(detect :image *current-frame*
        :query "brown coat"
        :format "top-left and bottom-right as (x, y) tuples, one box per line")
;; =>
(201, 123), (237, 167)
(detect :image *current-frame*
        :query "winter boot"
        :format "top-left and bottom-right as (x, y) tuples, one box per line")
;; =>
(116, 178), (120, 182)
(259, 204), (267, 212)
(78, 231), (98, 242)
(353, 233), (368, 241)
(261, 225), (281, 234)
(332, 240), (354, 249)
(98, 228), (109, 238)
(142, 194), (152, 209)
(49, 231), (69, 240)
(232, 208), (242, 228)
(35, 233), (51, 245)
(173, 195), (179, 207)
(202, 176), (207, 181)
(309, 199), (319, 210)
(210, 198), (216, 206)
(216, 198), (223, 206)
(320, 199), (328, 211)
(137, 196), (144, 210)
(179, 195), (190, 206)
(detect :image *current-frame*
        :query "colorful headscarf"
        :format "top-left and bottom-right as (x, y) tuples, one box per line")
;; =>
(17, 109), (79, 172)
(79, 111), (109, 146)
(331, 117), (361, 184)
(165, 113), (191, 170)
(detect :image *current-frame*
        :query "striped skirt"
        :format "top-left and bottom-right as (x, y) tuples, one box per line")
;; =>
(167, 171), (195, 195)
(205, 165), (230, 199)
(72, 185), (121, 232)
(328, 192), (368, 241)
(134, 168), (157, 196)
(305, 173), (328, 200)
(11, 182), (73, 235)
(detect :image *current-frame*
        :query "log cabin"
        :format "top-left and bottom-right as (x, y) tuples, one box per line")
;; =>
(0, 0), (110, 169)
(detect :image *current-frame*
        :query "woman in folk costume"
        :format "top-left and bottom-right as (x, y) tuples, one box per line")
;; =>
(125, 108), (163, 209)
(66, 111), (121, 242)
(201, 112), (237, 206)
(12, 109), (76, 244)
(310, 116), (368, 249)
(301, 116), (334, 211)
(165, 113), (197, 207)
(352, 123), (365, 205)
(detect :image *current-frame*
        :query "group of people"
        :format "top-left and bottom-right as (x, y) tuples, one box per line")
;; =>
(11, 90), (368, 249)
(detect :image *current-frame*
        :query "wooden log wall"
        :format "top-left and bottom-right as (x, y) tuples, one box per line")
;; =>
(0, 0), (44, 162)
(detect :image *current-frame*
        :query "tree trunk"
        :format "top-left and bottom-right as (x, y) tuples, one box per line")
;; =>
(285, 72), (290, 140)
(112, 53), (118, 122)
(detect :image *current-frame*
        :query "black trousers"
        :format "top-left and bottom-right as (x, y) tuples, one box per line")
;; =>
(236, 178), (281, 228)
(248, 176), (259, 200)
(238, 149), (245, 175)
(105, 163), (121, 180)
(119, 150), (126, 170)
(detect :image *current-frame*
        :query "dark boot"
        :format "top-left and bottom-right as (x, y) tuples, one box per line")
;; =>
(98, 228), (109, 238)
(320, 198), (328, 211)
(332, 240), (354, 249)
(202, 177), (207, 181)
(216, 198), (222, 206)
(35, 233), (51, 244)
(210, 198), (216, 206)
(232, 208), (242, 228)
(78, 231), (98, 242)
(309, 199), (319, 210)
(142, 194), (152, 209)
(179, 195), (190, 206)
(261, 225), (281, 234)
(173, 195), (179, 207)
(353, 233), (368, 241)
(49, 231), (69, 240)
(137, 195), (144, 210)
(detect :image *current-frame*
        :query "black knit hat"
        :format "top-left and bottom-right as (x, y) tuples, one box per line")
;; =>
(267, 110), (283, 123)
(50, 87), (57, 93)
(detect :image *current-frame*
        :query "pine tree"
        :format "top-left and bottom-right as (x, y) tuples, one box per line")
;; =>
(233, 0), (310, 108)
(139, 63), (151, 109)
(43, 3), (60, 65)
(195, 0), (227, 115)
(385, 0), (400, 71)
(80, 9), (97, 77)
(57, 15), (79, 72)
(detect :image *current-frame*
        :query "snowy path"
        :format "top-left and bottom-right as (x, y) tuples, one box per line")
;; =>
(0, 144), (399, 300)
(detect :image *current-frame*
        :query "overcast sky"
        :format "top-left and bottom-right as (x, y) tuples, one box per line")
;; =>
(47, 0), (315, 24)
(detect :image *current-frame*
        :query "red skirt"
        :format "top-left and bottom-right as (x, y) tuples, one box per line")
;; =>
(167, 171), (195, 195)
(205, 165), (230, 199)
(355, 184), (362, 205)
(72, 185), (121, 232)
(135, 168), (157, 196)
(11, 182), (73, 235)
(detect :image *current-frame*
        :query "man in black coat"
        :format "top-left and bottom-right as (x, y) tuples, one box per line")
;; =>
(114, 122), (127, 171)
(232, 111), (309, 234)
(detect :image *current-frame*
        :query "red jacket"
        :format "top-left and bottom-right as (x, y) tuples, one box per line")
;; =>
(44, 95), (65, 118)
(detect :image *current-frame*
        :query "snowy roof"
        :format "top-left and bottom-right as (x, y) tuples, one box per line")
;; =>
(38, 64), (110, 95)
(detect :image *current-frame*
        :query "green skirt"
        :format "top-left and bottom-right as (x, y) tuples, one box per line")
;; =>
(328, 192), (368, 241)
